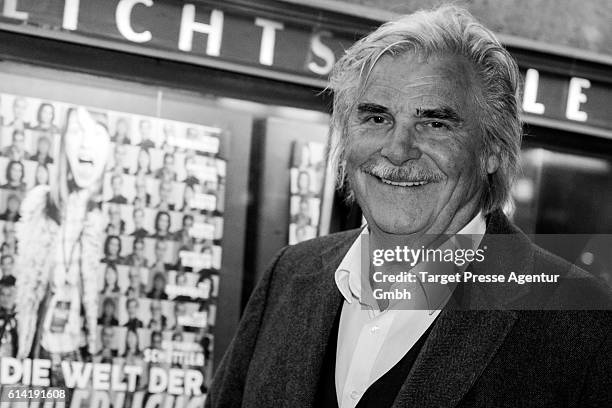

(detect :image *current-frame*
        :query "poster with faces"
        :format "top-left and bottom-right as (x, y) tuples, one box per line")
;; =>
(288, 141), (326, 245)
(0, 91), (226, 391)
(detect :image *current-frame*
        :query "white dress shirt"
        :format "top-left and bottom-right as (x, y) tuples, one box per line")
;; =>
(334, 213), (487, 408)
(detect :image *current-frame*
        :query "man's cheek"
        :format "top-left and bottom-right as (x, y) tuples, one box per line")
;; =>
(346, 135), (379, 165)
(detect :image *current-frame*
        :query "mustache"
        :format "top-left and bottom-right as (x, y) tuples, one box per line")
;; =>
(359, 160), (444, 183)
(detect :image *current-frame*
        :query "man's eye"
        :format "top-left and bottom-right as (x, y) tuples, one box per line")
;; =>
(366, 116), (387, 124)
(425, 121), (449, 130)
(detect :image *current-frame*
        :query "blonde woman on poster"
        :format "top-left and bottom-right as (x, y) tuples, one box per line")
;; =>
(15, 107), (110, 375)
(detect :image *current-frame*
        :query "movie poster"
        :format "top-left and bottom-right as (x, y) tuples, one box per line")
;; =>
(0, 93), (225, 407)
(288, 141), (326, 244)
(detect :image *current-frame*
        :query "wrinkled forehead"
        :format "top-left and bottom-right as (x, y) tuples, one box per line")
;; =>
(357, 52), (481, 111)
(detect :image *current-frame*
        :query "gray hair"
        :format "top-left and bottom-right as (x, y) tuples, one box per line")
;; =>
(327, 4), (522, 214)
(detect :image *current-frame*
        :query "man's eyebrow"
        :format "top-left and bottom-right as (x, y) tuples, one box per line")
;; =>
(356, 103), (390, 115)
(415, 106), (463, 124)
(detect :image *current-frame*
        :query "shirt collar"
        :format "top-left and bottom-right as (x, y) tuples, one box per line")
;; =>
(334, 211), (487, 304)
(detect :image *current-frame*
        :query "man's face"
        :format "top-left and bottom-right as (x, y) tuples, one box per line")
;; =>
(129, 267), (140, 284)
(134, 241), (144, 258)
(345, 53), (492, 235)
(127, 300), (138, 318)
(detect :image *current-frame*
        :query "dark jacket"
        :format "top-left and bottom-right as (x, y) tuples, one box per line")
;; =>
(207, 211), (612, 407)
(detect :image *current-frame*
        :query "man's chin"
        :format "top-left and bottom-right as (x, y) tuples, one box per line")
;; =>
(366, 213), (428, 236)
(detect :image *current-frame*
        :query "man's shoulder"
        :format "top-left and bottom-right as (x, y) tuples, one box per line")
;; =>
(496, 229), (612, 310)
(264, 228), (361, 281)
(531, 242), (612, 308)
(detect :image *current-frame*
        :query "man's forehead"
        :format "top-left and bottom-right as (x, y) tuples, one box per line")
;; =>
(358, 52), (477, 110)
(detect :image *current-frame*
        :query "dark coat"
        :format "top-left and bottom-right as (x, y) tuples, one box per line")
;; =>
(207, 211), (612, 407)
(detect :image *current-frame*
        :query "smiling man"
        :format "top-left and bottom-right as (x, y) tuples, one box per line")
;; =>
(206, 5), (612, 408)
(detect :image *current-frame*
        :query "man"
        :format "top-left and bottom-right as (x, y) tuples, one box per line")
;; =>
(95, 325), (117, 363)
(138, 119), (156, 150)
(7, 97), (30, 131)
(156, 180), (176, 211)
(123, 298), (144, 330)
(207, 5), (612, 408)
(130, 207), (150, 239)
(151, 239), (172, 272)
(108, 174), (128, 204)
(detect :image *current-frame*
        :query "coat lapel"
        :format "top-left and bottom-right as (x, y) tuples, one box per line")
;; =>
(392, 211), (527, 408)
(281, 231), (359, 408)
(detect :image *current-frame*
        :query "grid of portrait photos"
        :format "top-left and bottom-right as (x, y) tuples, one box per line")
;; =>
(0, 92), (226, 393)
(288, 141), (326, 244)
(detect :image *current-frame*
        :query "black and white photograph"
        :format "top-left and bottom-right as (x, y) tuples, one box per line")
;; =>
(0, 0), (611, 407)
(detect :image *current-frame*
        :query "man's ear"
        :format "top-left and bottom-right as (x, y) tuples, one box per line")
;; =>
(486, 154), (500, 174)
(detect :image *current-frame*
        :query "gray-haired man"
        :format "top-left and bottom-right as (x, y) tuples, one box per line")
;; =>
(207, 5), (611, 408)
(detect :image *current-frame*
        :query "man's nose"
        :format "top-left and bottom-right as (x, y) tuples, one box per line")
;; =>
(380, 124), (421, 165)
